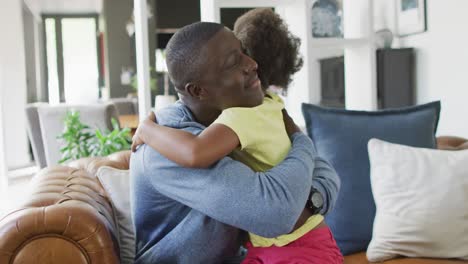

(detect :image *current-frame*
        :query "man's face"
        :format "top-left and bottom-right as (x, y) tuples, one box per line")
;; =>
(195, 28), (264, 110)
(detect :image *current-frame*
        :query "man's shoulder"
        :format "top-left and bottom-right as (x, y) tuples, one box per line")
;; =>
(156, 101), (205, 133)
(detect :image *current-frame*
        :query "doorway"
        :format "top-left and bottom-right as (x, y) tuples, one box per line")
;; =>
(43, 14), (103, 104)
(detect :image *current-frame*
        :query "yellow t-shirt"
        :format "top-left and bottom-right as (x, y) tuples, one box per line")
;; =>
(213, 91), (324, 247)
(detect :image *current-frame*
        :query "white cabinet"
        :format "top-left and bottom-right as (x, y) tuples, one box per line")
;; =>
(200, 0), (377, 125)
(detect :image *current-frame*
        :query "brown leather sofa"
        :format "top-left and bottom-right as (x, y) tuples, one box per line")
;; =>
(0, 137), (467, 264)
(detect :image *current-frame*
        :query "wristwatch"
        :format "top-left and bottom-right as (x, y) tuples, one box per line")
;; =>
(307, 187), (324, 215)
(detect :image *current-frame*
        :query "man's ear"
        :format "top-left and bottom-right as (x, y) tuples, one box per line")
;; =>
(185, 82), (208, 100)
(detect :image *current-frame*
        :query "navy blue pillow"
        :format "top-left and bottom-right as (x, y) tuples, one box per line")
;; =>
(302, 102), (440, 255)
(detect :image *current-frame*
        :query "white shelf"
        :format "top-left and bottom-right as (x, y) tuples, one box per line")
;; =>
(310, 38), (369, 49)
(156, 28), (178, 34)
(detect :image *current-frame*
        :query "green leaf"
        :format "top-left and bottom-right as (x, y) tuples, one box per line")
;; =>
(57, 110), (132, 162)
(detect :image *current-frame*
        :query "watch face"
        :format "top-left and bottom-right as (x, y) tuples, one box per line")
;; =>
(311, 192), (324, 208)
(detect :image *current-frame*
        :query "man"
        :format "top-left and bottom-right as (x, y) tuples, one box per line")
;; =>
(130, 22), (340, 263)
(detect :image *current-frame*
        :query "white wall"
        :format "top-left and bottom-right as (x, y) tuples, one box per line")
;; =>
(375, 0), (468, 137)
(277, 0), (314, 127)
(0, 63), (8, 190)
(23, 5), (38, 103)
(0, 0), (31, 168)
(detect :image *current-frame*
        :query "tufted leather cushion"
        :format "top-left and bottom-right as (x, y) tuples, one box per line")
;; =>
(67, 150), (131, 176)
(0, 151), (131, 264)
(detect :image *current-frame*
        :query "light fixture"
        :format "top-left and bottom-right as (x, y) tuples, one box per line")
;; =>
(125, 2), (154, 37)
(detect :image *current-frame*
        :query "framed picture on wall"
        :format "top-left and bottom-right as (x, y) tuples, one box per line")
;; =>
(396, 0), (427, 36)
(311, 0), (343, 38)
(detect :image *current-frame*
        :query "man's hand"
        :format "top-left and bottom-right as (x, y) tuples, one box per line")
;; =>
(131, 111), (157, 152)
(282, 109), (301, 137)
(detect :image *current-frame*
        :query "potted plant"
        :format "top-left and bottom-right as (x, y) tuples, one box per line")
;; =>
(57, 111), (132, 163)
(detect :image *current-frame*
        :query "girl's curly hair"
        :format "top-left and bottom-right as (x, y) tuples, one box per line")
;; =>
(234, 8), (303, 91)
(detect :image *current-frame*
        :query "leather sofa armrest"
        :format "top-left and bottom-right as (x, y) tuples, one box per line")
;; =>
(0, 166), (120, 264)
(0, 204), (120, 263)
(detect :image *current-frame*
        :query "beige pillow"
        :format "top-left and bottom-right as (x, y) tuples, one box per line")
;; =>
(367, 139), (468, 262)
(96, 166), (134, 264)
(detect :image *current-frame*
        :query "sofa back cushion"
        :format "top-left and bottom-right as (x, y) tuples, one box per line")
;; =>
(301, 101), (440, 255)
(367, 139), (468, 262)
(97, 166), (135, 264)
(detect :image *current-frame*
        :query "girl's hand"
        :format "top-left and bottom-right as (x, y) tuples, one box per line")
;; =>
(282, 109), (301, 137)
(131, 111), (157, 152)
(146, 111), (157, 123)
(131, 133), (144, 152)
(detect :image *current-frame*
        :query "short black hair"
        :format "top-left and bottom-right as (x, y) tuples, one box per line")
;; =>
(165, 22), (224, 91)
(234, 8), (303, 91)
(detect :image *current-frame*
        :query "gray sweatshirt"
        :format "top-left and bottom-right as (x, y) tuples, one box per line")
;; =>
(130, 101), (340, 264)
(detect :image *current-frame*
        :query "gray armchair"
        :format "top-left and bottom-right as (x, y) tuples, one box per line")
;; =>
(25, 103), (119, 168)
(25, 103), (48, 168)
(108, 97), (138, 115)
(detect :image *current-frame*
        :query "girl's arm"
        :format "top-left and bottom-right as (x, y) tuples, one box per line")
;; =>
(133, 115), (240, 168)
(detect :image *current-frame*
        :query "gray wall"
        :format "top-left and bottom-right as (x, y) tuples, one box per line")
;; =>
(22, 3), (47, 103)
(102, 0), (156, 98)
(38, 18), (47, 102)
(22, 4), (38, 103)
(156, 0), (200, 28)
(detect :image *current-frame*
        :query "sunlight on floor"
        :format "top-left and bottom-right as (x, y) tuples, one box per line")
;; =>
(0, 175), (34, 219)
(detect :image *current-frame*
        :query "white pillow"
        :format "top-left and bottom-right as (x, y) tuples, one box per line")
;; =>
(96, 166), (135, 264)
(367, 139), (468, 262)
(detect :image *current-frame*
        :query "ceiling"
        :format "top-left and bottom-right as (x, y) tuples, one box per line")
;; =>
(24, 0), (103, 15)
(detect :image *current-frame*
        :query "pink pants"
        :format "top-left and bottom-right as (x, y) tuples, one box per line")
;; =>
(242, 226), (343, 264)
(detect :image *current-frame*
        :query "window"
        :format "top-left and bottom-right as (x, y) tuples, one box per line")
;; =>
(43, 14), (102, 104)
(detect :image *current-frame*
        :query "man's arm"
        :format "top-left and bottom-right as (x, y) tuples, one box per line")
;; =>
(282, 109), (340, 215)
(312, 154), (340, 215)
(135, 132), (315, 238)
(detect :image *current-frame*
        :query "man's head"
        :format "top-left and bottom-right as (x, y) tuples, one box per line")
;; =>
(234, 8), (303, 91)
(166, 22), (263, 113)
(165, 22), (222, 92)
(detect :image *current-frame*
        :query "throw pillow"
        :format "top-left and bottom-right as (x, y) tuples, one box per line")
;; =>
(301, 101), (440, 255)
(96, 166), (135, 264)
(367, 139), (468, 262)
